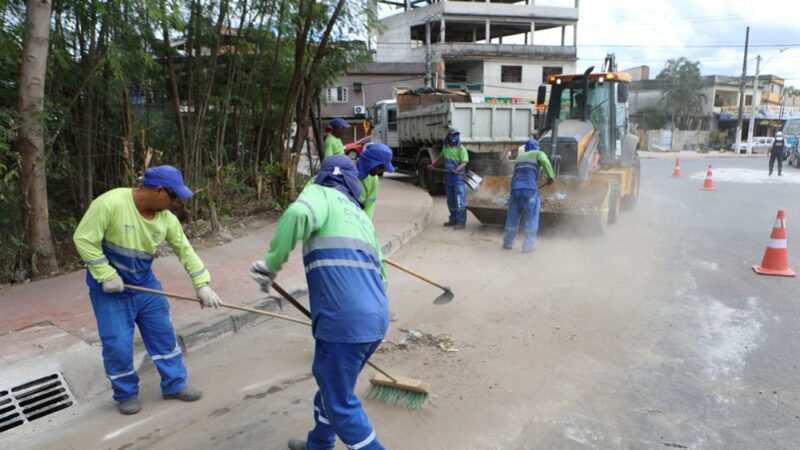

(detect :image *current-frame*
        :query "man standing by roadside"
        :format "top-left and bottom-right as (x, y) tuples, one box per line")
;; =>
(429, 128), (469, 230)
(323, 118), (351, 158)
(73, 165), (221, 415)
(250, 155), (389, 450)
(503, 139), (555, 253)
(769, 131), (787, 176)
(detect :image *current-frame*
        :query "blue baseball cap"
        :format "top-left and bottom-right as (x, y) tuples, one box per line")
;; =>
(329, 118), (351, 130)
(524, 139), (540, 151)
(142, 165), (194, 199)
(357, 143), (395, 179)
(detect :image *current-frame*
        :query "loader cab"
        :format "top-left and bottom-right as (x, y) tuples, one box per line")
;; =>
(544, 72), (632, 169)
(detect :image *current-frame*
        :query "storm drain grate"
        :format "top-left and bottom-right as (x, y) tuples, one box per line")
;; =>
(0, 372), (74, 434)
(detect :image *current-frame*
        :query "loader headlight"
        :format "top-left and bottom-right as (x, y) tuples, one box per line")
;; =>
(555, 78), (562, 85)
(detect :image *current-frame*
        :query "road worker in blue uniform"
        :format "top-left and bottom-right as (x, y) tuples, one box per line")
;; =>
(73, 165), (221, 415)
(429, 128), (469, 229)
(503, 139), (555, 253)
(249, 155), (389, 450)
(356, 143), (395, 220)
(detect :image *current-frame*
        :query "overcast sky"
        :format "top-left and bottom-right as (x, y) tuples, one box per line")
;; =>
(575, 0), (800, 85)
(377, 0), (800, 87)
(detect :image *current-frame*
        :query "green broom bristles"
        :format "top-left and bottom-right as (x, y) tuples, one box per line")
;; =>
(366, 384), (429, 409)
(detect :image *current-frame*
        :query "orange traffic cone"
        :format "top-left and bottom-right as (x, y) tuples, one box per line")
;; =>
(753, 209), (796, 277)
(672, 157), (682, 178)
(700, 165), (715, 191)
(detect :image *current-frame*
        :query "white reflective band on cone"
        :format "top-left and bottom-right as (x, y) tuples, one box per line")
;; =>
(768, 239), (788, 249)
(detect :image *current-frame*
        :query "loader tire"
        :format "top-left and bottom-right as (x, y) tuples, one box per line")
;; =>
(621, 154), (641, 211)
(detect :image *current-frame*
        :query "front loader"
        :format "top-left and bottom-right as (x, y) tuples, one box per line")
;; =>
(467, 54), (641, 233)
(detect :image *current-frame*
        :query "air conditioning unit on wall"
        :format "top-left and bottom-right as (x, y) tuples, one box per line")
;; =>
(354, 105), (366, 115)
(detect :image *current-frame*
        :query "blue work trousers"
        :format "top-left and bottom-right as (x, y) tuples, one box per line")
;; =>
(445, 182), (467, 225)
(89, 280), (187, 402)
(307, 340), (385, 450)
(503, 189), (541, 251)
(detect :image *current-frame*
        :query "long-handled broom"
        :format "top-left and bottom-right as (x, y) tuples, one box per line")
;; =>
(124, 283), (430, 409)
(270, 282), (430, 409)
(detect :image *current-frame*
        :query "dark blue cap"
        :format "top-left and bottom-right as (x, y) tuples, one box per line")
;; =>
(142, 165), (193, 199)
(329, 118), (351, 130)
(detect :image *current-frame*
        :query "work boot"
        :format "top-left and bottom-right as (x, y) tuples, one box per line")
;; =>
(453, 223), (465, 230)
(522, 244), (537, 253)
(287, 438), (307, 450)
(502, 243), (513, 250)
(118, 398), (141, 415)
(163, 387), (202, 402)
(442, 221), (455, 227)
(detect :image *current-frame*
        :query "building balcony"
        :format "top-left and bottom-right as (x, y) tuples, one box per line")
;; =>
(762, 92), (781, 105)
(434, 42), (576, 59)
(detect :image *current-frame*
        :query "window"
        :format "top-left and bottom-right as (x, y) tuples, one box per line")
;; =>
(542, 66), (563, 81)
(501, 65), (522, 83)
(326, 86), (348, 103)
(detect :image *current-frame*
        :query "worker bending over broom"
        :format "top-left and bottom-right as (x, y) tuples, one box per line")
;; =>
(73, 165), (221, 415)
(250, 154), (389, 450)
(503, 138), (555, 253)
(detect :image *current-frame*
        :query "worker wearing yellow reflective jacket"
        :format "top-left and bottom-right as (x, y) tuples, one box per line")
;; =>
(356, 143), (395, 220)
(503, 139), (555, 253)
(73, 166), (221, 415)
(323, 118), (350, 158)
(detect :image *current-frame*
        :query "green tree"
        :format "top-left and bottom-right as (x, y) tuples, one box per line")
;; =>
(657, 57), (707, 130)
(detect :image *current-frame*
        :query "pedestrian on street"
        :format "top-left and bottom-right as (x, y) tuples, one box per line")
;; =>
(503, 139), (555, 253)
(769, 131), (787, 176)
(323, 118), (350, 158)
(429, 128), (469, 230)
(250, 155), (389, 450)
(72, 165), (221, 416)
(356, 143), (395, 220)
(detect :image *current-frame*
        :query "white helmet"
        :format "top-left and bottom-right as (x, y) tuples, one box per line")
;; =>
(777, 131), (783, 137)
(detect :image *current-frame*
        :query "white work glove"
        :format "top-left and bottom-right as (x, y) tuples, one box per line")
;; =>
(249, 260), (276, 293)
(102, 276), (125, 293)
(196, 285), (221, 309)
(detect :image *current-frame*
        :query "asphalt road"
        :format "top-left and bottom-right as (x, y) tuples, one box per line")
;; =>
(6, 157), (800, 450)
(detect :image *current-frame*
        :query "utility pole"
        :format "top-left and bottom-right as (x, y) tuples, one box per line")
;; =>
(735, 26), (749, 156)
(746, 55), (761, 155)
(424, 18), (432, 87)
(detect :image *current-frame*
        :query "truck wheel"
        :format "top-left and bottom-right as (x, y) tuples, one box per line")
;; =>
(417, 157), (443, 195)
(621, 154), (640, 211)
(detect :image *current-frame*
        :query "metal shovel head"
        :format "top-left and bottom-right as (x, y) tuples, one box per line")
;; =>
(433, 288), (455, 305)
(465, 170), (483, 190)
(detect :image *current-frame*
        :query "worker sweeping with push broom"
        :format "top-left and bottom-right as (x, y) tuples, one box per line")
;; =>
(72, 165), (221, 415)
(249, 154), (421, 450)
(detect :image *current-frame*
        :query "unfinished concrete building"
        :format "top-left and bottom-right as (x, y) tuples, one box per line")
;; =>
(375, 0), (579, 99)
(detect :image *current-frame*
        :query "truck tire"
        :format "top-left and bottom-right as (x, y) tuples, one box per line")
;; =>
(417, 157), (443, 195)
(621, 154), (640, 211)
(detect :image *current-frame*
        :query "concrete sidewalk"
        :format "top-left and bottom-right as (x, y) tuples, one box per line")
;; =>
(0, 178), (432, 400)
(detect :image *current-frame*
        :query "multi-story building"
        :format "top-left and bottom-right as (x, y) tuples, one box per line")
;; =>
(374, 0), (579, 99)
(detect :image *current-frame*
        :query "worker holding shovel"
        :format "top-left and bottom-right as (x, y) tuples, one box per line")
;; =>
(429, 128), (469, 230)
(72, 165), (221, 415)
(250, 154), (389, 450)
(503, 139), (555, 253)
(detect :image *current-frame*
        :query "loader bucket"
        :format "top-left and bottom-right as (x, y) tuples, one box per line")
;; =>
(467, 175), (612, 234)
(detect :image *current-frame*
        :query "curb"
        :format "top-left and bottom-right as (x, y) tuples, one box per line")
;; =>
(140, 184), (434, 366)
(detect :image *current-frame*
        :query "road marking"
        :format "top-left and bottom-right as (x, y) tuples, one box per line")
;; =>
(102, 416), (154, 441)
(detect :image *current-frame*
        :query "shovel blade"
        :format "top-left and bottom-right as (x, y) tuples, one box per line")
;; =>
(433, 289), (454, 305)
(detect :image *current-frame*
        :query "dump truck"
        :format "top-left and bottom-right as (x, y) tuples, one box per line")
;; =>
(370, 88), (536, 195)
(466, 55), (641, 233)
